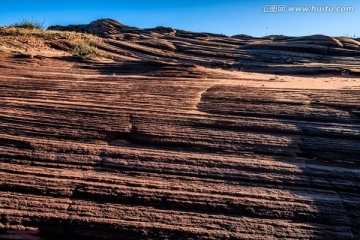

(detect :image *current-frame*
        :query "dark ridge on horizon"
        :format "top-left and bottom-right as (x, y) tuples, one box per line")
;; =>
(46, 18), (360, 40)
(44, 18), (360, 76)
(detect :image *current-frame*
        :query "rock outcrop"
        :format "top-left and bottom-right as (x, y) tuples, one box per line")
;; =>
(0, 19), (359, 240)
(47, 19), (360, 75)
(48, 18), (126, 36)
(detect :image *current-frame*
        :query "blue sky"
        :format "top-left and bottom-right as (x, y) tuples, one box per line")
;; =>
(0, 0), (359, 37)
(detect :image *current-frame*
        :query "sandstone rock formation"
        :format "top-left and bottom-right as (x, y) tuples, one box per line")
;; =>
(47, 19), (360, 76)
(48, 18), (126, 36)
(0, 19), (359, 240)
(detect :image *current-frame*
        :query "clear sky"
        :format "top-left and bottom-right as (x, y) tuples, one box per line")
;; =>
(0, 0), (359, 37)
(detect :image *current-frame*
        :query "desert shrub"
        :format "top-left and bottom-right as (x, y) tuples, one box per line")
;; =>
(13, 19), (44, 29)
(72, 41), (104, 58)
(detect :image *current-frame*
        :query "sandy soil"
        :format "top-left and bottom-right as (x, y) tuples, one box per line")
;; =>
(203, 68), (359, 90)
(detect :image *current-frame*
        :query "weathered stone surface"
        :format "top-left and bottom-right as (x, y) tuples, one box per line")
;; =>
(0, 19), (359, 240)
(48, 18), (126, 36)
(0, 50), (359, 240)
(46, 19), (360, 75)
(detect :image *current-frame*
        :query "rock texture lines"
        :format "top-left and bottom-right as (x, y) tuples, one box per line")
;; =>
(0, 19), (359, 239)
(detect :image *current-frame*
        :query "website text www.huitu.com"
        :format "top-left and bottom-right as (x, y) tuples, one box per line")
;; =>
(262, 5), (355, 13)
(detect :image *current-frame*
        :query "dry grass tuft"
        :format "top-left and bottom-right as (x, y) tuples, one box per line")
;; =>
(72, 40), (105, 58)
(12, 19), (44, 30)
